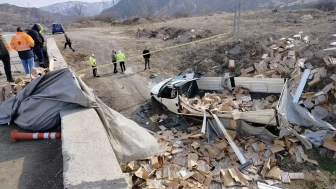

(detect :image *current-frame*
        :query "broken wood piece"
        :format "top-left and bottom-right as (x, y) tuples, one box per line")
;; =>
(308, 76), (321, 87)
(274, 140), (286, 147)
(266, 166), (281, 180)
(229, 60), (235, 68)
(214, 141), (228, 149)
(269, 144), (285, 154)
(135, 167), (150, 179)
(289, 172), (304, 180)
(323, 139), (336, 151)
(151, 156), (161, 169)
(179, 167), (194, 180)
(281, 172), (291, 183)
(220, 169), (236, 187)
(257, 182), (281, 189)
(315, 95), (328, 105)
(187, 153), (198, 170)
(261, 158), (271, 178)
(203, 176), (213, 187)
(191, 171), (205, 183)
(228, 167), (249, 186)
(244, 66), (255, 74)
(303, 99), (314, 109)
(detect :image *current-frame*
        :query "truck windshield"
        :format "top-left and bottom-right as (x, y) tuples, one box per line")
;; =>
(159, 73), (201, 93)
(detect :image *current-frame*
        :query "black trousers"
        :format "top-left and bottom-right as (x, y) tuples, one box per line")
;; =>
(33, 45), (44, 66)
(64, 42), (75, 52)
(120, 61), (125, 72)
(0, 54), (13, 82)
(92, 66), (97, 76)
(113, 62), (118, 73)
(144, 58), (150, 69)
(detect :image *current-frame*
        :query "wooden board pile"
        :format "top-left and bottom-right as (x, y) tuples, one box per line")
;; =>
(0, 68), (48, 103)
(235, 32), (325, 81)
(123, 126), (313, 188)
(181, 89), (278, 114)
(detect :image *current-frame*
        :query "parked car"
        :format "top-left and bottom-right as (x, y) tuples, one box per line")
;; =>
(51, 23), (65, 34)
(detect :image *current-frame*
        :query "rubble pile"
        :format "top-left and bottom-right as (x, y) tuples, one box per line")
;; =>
(181, 90), (278, 114)
(123, 126), (314, 188)
(236, 32), (336, 120)
(0, 68), (48, 102)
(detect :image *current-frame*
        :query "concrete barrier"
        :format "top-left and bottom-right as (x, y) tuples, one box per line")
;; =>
(47, 38), (128, 188)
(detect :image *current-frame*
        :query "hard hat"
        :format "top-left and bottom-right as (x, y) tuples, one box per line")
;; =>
(91, 54), (94, 57)
(117, 51), (121, 54)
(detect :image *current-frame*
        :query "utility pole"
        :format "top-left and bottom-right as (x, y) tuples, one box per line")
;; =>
(233, 0), (241, 41)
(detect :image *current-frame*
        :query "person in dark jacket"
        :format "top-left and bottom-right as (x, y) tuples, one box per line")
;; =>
(27, 24), (45, 67)
(64, 34), (75, 52)
(143, 47), (151, 70)
(112, 50), (117, 73)
(0, 28), (14, 82)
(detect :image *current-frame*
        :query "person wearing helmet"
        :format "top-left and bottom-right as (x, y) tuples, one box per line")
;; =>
(89, 54), (100, 77)
(116, 50), (126, 74)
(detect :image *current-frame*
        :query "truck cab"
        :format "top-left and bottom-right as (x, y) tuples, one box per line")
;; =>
(150, 72), (201, 113)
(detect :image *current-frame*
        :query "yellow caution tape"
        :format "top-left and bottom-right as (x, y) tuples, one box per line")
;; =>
(77, 32), (228, 73)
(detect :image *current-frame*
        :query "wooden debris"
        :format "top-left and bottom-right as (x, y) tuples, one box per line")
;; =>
(229, 60), (235, 68)
(269, 144), (285, 154)
(220, 168), (235, 187)
(323, 139), (336, 151)
(266, 166), (281, 180)
(289, 172), (304, 180)
(135, 167), (150, 179)
(281, 172), (291, 183)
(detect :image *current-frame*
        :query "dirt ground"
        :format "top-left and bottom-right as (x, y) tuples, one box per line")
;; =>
(57, 9), (336, 188)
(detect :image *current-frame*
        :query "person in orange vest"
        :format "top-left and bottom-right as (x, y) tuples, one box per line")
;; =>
(10, 27), (35, 78)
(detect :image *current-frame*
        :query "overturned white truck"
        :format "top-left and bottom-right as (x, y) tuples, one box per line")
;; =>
(151, 72), (286, 125)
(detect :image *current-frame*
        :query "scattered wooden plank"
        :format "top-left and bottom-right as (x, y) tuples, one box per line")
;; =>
(289, 172), (305, 180)
(269, 144), (285, 154)
(281, 172), (291, 183)
(220, 169), (236, 187)
(266, 166), (282, 180)
(229, 60), (235, 68)
(323, 139), (336, 151)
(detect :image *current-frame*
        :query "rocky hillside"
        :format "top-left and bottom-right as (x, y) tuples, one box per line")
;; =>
(101, 0), (318, 18)
(0, 3), (57, 32)
(40, 1), (120, 17)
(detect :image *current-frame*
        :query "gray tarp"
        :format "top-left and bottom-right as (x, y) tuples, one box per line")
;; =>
(0, 68), (159, 162)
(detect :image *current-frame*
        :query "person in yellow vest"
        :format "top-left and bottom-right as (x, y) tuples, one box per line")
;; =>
(116, 51), (126, 74)
(89, 54), (100, 77)
(10, 27), (35, 78)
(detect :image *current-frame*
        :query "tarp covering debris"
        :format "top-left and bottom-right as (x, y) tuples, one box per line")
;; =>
(0, 68), (159, 163)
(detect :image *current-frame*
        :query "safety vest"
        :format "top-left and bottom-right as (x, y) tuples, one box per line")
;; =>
(89, 56), (96, 66)
(116, 53), (125, 62)
(10, 32), (34, 52)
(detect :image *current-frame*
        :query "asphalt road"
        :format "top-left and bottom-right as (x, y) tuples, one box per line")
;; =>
(0, 34), (63, 189)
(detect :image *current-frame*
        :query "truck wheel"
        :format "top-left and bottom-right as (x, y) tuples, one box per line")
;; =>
(52, 32), (55, 34)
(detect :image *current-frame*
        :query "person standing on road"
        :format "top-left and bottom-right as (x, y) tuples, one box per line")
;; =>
(64, 33), (75, 52)
(0, 28), (14, 82)
(116, 51), (126, 74)
(27, 24), (45, 67)
(10, 27), (35, 78)
(112, 50), (118, 73)
(143, 47), (151, 70)
(89, 54), (100, 77)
